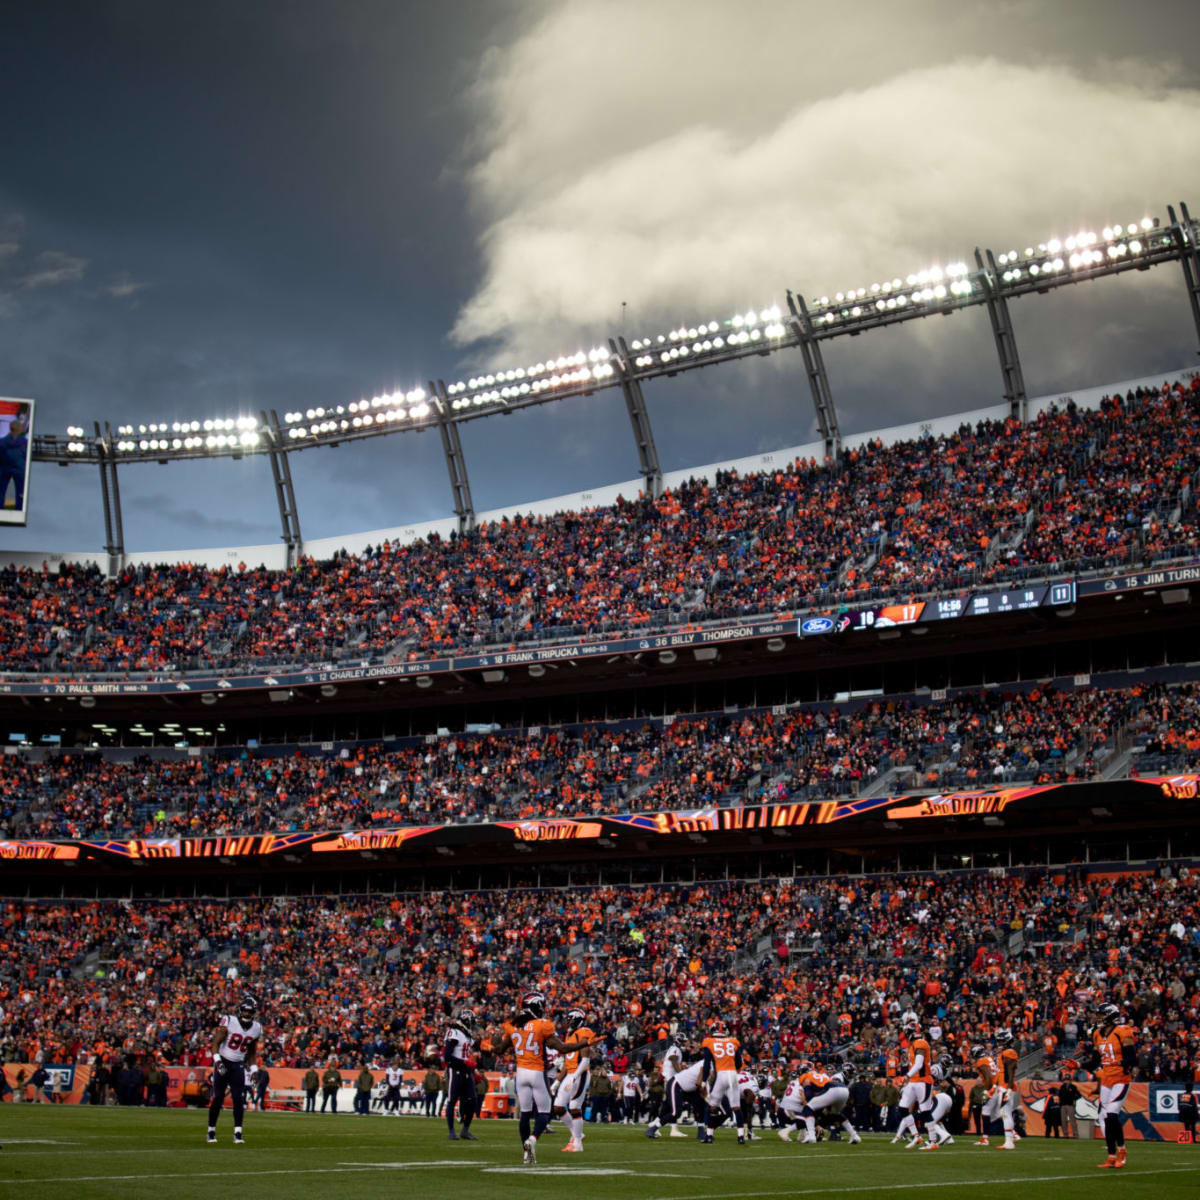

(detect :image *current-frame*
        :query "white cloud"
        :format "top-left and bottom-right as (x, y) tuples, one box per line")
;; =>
(21, 249), (87, 289)
(454, 3), (1200, 365)
(102, 273), (151, 299)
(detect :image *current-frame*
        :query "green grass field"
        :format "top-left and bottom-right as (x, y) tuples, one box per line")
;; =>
(1, 1107), (1197, 1200)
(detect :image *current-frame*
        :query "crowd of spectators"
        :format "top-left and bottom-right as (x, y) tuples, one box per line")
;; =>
(0, 379), (1197, 675)
(0, 681), (1169, 841)
(1, 866), (1197, 1088)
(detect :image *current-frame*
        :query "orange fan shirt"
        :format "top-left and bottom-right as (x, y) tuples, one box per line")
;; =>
(702, 1034), (741, 1071)
(512, 1018), (556, 1071)
(563, 1027), (596, 1074)
(1094, 1024), (1135, 1088)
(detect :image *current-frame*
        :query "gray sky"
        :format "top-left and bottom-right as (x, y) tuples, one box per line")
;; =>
(2, 0), (1199, 553)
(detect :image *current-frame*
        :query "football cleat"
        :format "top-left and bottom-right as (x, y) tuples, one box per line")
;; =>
(206, 1130), (217, 1144)
(1097, 1155), (1117, 1169)
(919, 1142), (939, 1150)
(461, 1132), (479, 1142)
(448, 1130), (458, 1140)
(233, 1134), (245, 1146)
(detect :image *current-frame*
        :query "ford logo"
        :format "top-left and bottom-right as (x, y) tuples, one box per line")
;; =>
(800, 616), (835, 635)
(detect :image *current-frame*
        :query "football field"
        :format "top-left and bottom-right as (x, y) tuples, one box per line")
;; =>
(0, 1107), (1196, 1200)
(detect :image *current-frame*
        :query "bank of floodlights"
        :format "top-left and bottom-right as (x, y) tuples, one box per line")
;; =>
(43, 207), (1194, 465)
(280, 388), (431, 442)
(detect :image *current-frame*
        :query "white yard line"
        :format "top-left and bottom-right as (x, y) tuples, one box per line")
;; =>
(641, 1166), (1200, 1200)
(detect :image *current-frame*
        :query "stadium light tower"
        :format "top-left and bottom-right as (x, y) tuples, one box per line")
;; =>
(974, 248), (1028, 421)
(94, 421), (125, 569)
(431, 380), (475, 532)
(609, 336), (663, 497)
(786, 293), (841, 459)
(260, 409), (303, 567)
(1169, 203), (1200, 352)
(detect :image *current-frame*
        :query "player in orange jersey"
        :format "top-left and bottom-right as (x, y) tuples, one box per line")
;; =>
(491, 990), (596, 1166)
(892, 1019), (934, 1147)
(700, 1025), (746, 1145)
(551, 1008), (596, 1153)
(972, 1033), (1017, 1150)
(1090, 1004), (1136, 1170)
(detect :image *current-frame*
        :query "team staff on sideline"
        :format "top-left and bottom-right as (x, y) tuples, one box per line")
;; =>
(321, 1063), (342, 1112)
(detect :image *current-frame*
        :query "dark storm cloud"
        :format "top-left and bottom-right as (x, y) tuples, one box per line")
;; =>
(1, 0), (1199, 554)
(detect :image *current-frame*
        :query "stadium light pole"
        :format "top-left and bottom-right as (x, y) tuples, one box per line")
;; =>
(1169, 203), (1200, 354)
(261, 409), (303, 568)
(609, 336), (663, 497)
(95, 421), (125, 569)
(432, 380), (476, 532)
(787, 292), (841, 460)
(974, 248), (1029, 421)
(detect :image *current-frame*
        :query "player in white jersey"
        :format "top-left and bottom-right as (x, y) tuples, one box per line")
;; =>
(646, 1042), (687, 1138)
(207, 994), (262, 1145)
(918, 1067), (956, 1149)
(737, 1071), (763, 1139)
(444, 1009), (481, 1141)
(662, 1057), (709, 1141)
(778, 1071), (809, 1139)
(384, 1060), (404, 1114)
(620, 1070), (644, 1123)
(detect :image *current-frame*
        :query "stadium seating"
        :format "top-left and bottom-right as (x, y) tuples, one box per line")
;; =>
(1, 868), (1196, 1079)
(1, 380), (1197, 674)
(0, 681), (1186, 841)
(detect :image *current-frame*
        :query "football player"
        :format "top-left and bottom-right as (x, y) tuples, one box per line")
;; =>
(646, 1040), (687, 1138)
(973, 1037), (1016, 1150)
(1090, 1003), (1136, 1169)
(736, 1069), (763, 1139)
(892, 1020), (934, 1147)
(206, 994), (262, 1145)
(444, 1008), (481, 1142)
(701, 1024), (745, 1144)
(917, 1064), (955, 1149)
(491, 990), (596, 1165)
(777, 1061), (812, 1141)
(384, 1058), (403, 1115)
(811, 1065), (863, 1145)
(656, 1049), (709, 1140)
(552, 1008), (596, 1153)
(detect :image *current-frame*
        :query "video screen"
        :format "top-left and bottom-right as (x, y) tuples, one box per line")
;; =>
(0, 397), (34, 526)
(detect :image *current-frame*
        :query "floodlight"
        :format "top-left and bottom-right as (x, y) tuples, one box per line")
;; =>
(1129, 239), (1142, 252)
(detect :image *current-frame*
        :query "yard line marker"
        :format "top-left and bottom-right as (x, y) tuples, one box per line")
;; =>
(641, 1166), (1200, 1200)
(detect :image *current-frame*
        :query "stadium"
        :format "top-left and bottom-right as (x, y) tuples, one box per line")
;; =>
(3, 6), (1200, 1199)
